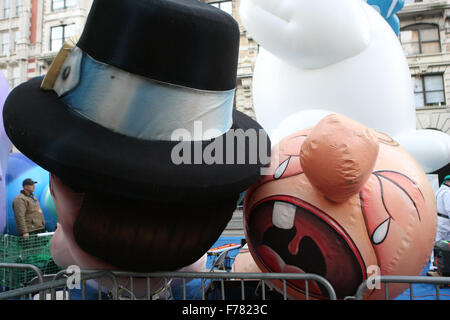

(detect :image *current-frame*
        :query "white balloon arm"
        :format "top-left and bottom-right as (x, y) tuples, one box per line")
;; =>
(240, 0), (372, 69)
(395, 129), (450, 173)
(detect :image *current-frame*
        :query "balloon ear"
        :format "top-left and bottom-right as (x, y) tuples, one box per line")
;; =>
(300, 114), (379, 203)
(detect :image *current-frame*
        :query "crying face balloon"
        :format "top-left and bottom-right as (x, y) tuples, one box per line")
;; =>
(243, 114), (437, 300)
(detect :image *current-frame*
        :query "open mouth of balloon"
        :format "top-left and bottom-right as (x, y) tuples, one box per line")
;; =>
(247, 195), (366, 299)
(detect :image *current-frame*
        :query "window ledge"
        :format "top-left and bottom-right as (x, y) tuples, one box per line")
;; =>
(416, 106), (448, 111)
(406, 52), (446, 58)
(51, 7), (77, 12)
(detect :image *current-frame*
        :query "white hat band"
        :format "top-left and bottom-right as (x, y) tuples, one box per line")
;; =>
(51, 46), (235, 141)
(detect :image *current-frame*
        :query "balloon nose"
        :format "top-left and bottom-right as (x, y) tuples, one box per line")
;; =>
(300, 114), (379, 203)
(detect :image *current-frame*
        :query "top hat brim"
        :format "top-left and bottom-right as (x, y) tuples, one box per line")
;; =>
(4, 77), (270, 203)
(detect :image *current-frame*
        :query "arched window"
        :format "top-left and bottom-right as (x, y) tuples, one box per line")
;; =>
(400, 24), (441, 55)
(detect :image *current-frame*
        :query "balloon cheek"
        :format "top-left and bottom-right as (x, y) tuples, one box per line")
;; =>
(50, 174), (84, 229)
(50, 223), (75, 267)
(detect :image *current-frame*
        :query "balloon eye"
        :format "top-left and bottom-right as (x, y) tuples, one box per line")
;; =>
(52, 47), (82, 96)
(41, 36), (79, 91)
(274, 157), (290, 180)
(371, 218), (391, 245)
(62, 66), (71, 81)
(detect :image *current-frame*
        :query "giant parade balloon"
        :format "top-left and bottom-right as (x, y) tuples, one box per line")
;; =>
(0, 70), (12, 234)
(244, 114), (437, 300)
(239, 0), (450, 173)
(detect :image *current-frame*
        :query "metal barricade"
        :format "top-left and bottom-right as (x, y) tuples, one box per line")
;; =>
(0, 263), (44, 299)
(0, 268), (337, 300)
(0, 233), (60, 290)
(3, 265), (450, 301)
(111, 271), (337, 300)
(0, 269), (119, 300)
(346, 275), (450, 300)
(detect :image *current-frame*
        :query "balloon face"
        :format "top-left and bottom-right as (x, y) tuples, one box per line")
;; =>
(48, 174), (206, 297)
(244, 116), (437, 300)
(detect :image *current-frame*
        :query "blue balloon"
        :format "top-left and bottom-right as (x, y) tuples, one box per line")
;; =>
(367, 0), (405, 35)
(3, 153), (57, 235)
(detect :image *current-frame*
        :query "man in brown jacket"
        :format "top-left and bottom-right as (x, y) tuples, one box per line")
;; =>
(12, 178), (46, 237)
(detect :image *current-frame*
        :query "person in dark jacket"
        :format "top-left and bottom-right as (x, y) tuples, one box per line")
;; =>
(428, 175), (450, 276)
(12, 178), (46, 237)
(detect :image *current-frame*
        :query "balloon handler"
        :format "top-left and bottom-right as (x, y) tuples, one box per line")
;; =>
(2, 0), (270, 296)
(12, 178), (46, 238)
(427, 175), (450, 278)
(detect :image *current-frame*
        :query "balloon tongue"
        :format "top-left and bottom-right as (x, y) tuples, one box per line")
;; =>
(288, 230), (302, 256)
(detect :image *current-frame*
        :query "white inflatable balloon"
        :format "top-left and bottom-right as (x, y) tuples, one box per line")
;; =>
(395, 129), (450, 174)
(271, 109), (333, 145)
(240, 0), (450, 172)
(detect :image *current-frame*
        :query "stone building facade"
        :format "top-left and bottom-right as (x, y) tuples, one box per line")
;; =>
(204, 0), (258, 119)
(0, 0), (93, 88)
(399, 0), (450, 133)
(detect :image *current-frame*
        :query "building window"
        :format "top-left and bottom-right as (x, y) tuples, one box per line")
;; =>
(13, 30), (18, 53)
(52, 0), (77, 11)
(50, 24), (76, 51)
(15, 0), (22, 16)
(413, 74), (446, 108)
(1, 32), (9, 55)
(400, 24), (441, 55)
(3, 0), (10, 19)
(11, 65), (20, 88)
(208, 1), (232, 15)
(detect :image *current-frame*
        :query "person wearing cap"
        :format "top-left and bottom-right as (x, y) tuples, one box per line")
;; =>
(428, 175), (450, 276)
(12, 178), (46, 238)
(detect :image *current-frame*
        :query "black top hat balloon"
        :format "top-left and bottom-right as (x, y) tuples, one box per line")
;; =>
(3, 0), (270, 203)
(2, 0), (271, 272)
